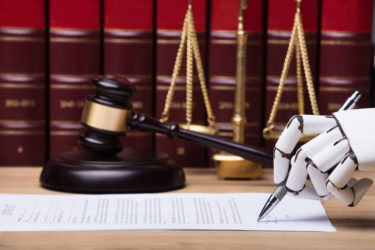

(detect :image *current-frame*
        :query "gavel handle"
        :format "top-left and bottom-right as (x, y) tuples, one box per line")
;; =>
(128, 112), (273, 167)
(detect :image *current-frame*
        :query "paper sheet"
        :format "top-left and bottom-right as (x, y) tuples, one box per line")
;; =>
(0, 193), (335, 232)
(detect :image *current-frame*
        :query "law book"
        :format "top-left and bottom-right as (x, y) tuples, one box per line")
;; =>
(318, 0), (372, 114)
(103, 0), (154, 151)
(208, 0), (264, 147)
(0, 0), (46, 165)
(49, 0), (101, 159)
(155, 0), (208, 167)
(265, 0), (319, 149)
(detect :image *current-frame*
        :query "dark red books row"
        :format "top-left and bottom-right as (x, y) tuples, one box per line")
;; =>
(0, 0), (46, 165)
(0, 0), (373, 167)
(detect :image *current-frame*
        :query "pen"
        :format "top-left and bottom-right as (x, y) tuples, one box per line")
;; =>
(257, 90), (362, 222)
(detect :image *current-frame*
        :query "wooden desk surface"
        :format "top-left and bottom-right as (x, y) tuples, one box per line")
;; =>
(0, 167), (375, 250)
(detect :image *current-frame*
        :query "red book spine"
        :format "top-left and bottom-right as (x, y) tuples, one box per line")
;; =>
(0, 0), (46, 165)
(208, 0), (264, 146)
(104, 0), (154, 151)
(265, 0), (319, 148)
(156, 0), (207, 167)
(318, 0), (372, 113)
(49, 0), (101, 159)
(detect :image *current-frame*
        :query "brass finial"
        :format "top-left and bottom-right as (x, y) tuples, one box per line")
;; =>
(296, 0), (301, 9)
(240, 0), (247, 9)
(238, 0), (247, 33)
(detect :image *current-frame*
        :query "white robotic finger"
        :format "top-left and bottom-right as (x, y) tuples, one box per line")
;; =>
(327, 153), (373, 206)
(273, 149), (290, 183)
(285, 125), (344, 194)
(274, 115), (336, 183)
(302, 129), (343, 198)
(299, 137), (349, 199)
(300, 115), (337, 134)
(285, 149), (309, 193)
(327, 178), (373, 206)
(275, 116), (303, 153)
(307, 163), (331, 199)
(275, 115), (336, 153)
(274, 116), (302, 183)
(329, 153), (357, 188)
(301, 125), (343, 158)
(312, 137), (350, 173)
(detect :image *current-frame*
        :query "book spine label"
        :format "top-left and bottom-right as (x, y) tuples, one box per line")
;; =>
(49, 0), (101, 158)
(0, 0), (46, 165)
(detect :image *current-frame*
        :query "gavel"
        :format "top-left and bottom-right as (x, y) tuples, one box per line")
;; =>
(78, 76), (273, 166)
(40, 76), (272, 193)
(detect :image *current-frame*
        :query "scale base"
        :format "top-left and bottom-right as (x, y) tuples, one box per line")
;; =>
(213, 153), (262, 180)
(40, 149), (186, 193)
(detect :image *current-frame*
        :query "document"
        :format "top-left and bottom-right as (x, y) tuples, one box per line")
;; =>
(0, 193), (335, 232)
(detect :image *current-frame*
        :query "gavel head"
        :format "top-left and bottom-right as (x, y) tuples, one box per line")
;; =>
(78, 76), (136, 155)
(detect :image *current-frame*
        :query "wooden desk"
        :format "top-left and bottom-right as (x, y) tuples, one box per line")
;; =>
(0, 167), (375, 250)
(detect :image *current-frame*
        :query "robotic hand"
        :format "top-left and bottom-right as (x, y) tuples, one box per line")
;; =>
(274, 108), (375, 206)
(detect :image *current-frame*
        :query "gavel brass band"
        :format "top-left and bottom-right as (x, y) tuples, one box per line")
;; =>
(81, 100), (128, 133)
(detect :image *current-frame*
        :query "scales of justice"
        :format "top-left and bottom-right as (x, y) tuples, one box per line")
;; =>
(160, 0), (262, 179)
(39, 0), (275, 193)
(263, 0), (320, 142)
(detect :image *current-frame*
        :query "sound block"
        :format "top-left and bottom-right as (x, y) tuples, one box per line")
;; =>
(40, 149), (185, 193)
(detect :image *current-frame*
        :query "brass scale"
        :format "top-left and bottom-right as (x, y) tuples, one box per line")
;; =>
(160, 0), (318, 178)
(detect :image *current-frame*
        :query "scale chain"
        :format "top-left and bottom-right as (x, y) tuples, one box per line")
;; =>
(296, 34), (304, 114)
(186, 6), (194, 126)
(296, 10), (319, 115)
(265, 0), (319, 132)
(189, 6), (215, 125)
(160, 1), (216, 128)
(160, 12), (189, 123)
(266, 14), (298, 128)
